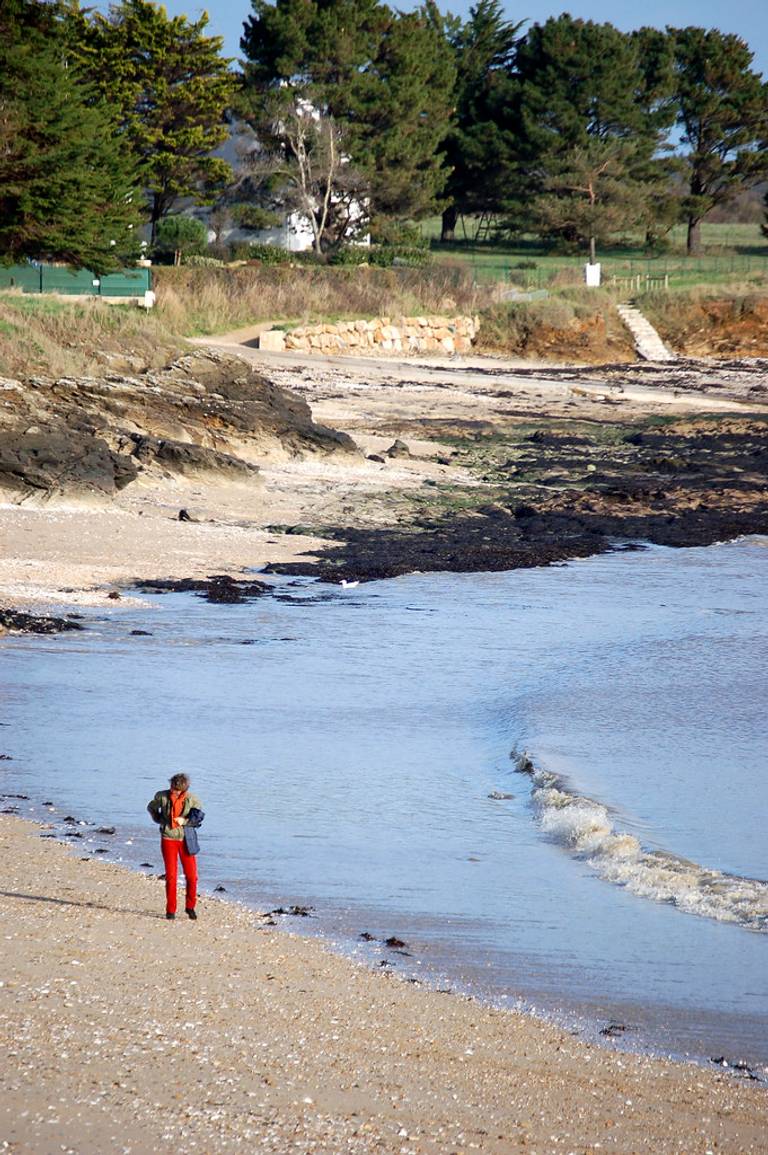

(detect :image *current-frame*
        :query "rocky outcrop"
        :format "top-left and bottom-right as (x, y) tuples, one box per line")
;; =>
(260, 315), (480, 357)
(0, 431), (138, 499)
(0, 350), (355, 501)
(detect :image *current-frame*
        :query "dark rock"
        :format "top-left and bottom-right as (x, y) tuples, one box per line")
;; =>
(128, 434), (257, 481)
(0, 754), (13, 761)
(214, 885), (227, 893)
(139, 862), (154, 868)
(359, 932), (377, 941)
(366, 454), (386, 464)
(600, 1022), (628, 1037)
(178, 508), (194, 521)
(107, 591), (121, 600)
(384, 936), (406, 949)
(134, 575), (270, 604)
(0, 429), (137, 499)
(96, 827), (116, 835)
(386, 439), (411, 459)
(130, 629), (152, 636)
(0, 608), (83, 635)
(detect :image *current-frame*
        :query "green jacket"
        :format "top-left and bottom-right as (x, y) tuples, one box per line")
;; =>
(147, 790), (203, 841)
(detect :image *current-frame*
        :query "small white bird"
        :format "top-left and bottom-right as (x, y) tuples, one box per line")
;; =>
(340, 579), (360, 589)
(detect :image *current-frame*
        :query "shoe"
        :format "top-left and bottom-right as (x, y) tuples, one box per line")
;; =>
(186, 908), (197, 920)
(166, 912), (176, 920)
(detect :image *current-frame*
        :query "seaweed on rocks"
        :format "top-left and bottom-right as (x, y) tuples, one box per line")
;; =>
(0, 609), (84, 634)
(133, 575), (271, 603)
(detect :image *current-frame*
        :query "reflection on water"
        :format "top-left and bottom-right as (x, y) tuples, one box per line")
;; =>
(2, 539), (767, 1063)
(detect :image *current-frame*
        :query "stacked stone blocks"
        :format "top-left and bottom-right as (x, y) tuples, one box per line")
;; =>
(258, 315), (479, 356)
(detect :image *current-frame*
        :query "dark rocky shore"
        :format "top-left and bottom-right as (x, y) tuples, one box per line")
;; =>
(267, 413), (768, 581)
(265, 503), (768, 582)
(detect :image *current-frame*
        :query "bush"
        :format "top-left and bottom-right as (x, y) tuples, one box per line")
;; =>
(245, 243), (294, 265)
(185, 254), (225, 268)
(153, 216), (208, 264)
(227, 240), (295, 263)
(369, 246), (432, 268)
(328, 247), (369, 266)
(369, 219), (429, 249)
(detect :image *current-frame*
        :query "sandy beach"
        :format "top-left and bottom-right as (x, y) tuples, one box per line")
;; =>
(1, 813), (766, 1154)
(2, 346), (767, 1151)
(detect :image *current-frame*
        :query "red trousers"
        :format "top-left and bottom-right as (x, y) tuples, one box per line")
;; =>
(161, 837), (198, 914)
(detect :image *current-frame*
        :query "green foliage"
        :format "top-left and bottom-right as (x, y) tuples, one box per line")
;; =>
(670, 28), (768, 254)
(0, 0), (142, 272)
(510, 16), (679, 255)
(240, 0), (456, 250)
(184, 254), (226, 268)
(535, 140), (652, 261)
(153, 216), (208, 264)
(370, 219), (429, 249)
(441, 0), (522, 239)
(243, 243), (293, 265)
(75, 0), (237, 238)
(327, 248), (369, 266)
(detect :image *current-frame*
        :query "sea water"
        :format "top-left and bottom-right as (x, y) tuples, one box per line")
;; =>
(1, 539), (766, 1064)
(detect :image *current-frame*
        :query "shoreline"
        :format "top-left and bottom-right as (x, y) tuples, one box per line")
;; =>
(3, 548), (767, 1079)
(1, 811), (766, 1154)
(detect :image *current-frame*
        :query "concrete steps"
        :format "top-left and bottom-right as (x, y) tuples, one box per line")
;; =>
(616, 302), (676, 362)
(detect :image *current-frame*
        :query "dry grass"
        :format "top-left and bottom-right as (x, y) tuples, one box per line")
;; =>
(154, 264), (489, 335)
(475, 287), (633, 360)
(0, 293), (182, 378)
(640, 284), (768, 355)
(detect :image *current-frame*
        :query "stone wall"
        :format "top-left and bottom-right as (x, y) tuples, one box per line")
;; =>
(258, 315), (479, 356)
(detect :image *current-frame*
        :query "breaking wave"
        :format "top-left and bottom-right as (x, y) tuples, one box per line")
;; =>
(512, 748), (768, 932)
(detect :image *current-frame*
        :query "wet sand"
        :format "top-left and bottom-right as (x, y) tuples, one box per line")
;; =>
(0, 814), (765, 1154)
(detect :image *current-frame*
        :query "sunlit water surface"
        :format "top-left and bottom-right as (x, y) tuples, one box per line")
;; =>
(2, 539), (766, 1064)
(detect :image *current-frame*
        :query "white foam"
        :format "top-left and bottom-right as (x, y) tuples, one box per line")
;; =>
(513, 749), (768, 932)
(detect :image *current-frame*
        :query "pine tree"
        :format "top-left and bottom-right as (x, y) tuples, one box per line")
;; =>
(440, 0), (522, 241)
(0, 1), (142, 271)
(670, 27), (768, 255)
(75, 0), (237, 241)
(240, 0), (456, 249)
(513, 15), (673, 253)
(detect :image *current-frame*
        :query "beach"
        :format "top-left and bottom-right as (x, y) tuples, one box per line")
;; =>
(1, 813), (766, 1154)
(1, 346), (767, 1152)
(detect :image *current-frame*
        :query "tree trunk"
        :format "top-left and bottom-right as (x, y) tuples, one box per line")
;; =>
(687, 217), (702, 256)
(589, 233), (596, 265)
(441, 204), (458, 243)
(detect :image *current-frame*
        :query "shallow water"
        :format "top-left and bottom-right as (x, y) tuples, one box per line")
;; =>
(2, 539), (767, 1064)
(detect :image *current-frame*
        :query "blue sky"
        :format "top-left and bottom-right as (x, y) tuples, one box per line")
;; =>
(92, 1), (768, 77)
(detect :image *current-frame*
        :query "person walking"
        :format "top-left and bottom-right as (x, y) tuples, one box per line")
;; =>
(147, 773), (204, 920)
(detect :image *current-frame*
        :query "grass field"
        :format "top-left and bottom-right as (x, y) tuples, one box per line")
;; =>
(421, 219), (768, 293)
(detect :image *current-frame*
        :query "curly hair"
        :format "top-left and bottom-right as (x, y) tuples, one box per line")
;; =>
(169, 772), (190, 791)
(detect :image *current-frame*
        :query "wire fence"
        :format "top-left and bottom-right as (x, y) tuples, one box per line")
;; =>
(432, 251), (768, 292)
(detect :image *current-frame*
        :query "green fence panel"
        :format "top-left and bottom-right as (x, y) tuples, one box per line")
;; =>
(0, 264), (151, 296)
(99, 268), (151, 296)
(0, 265), (43, 292)
(41, 267), (102, 294)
